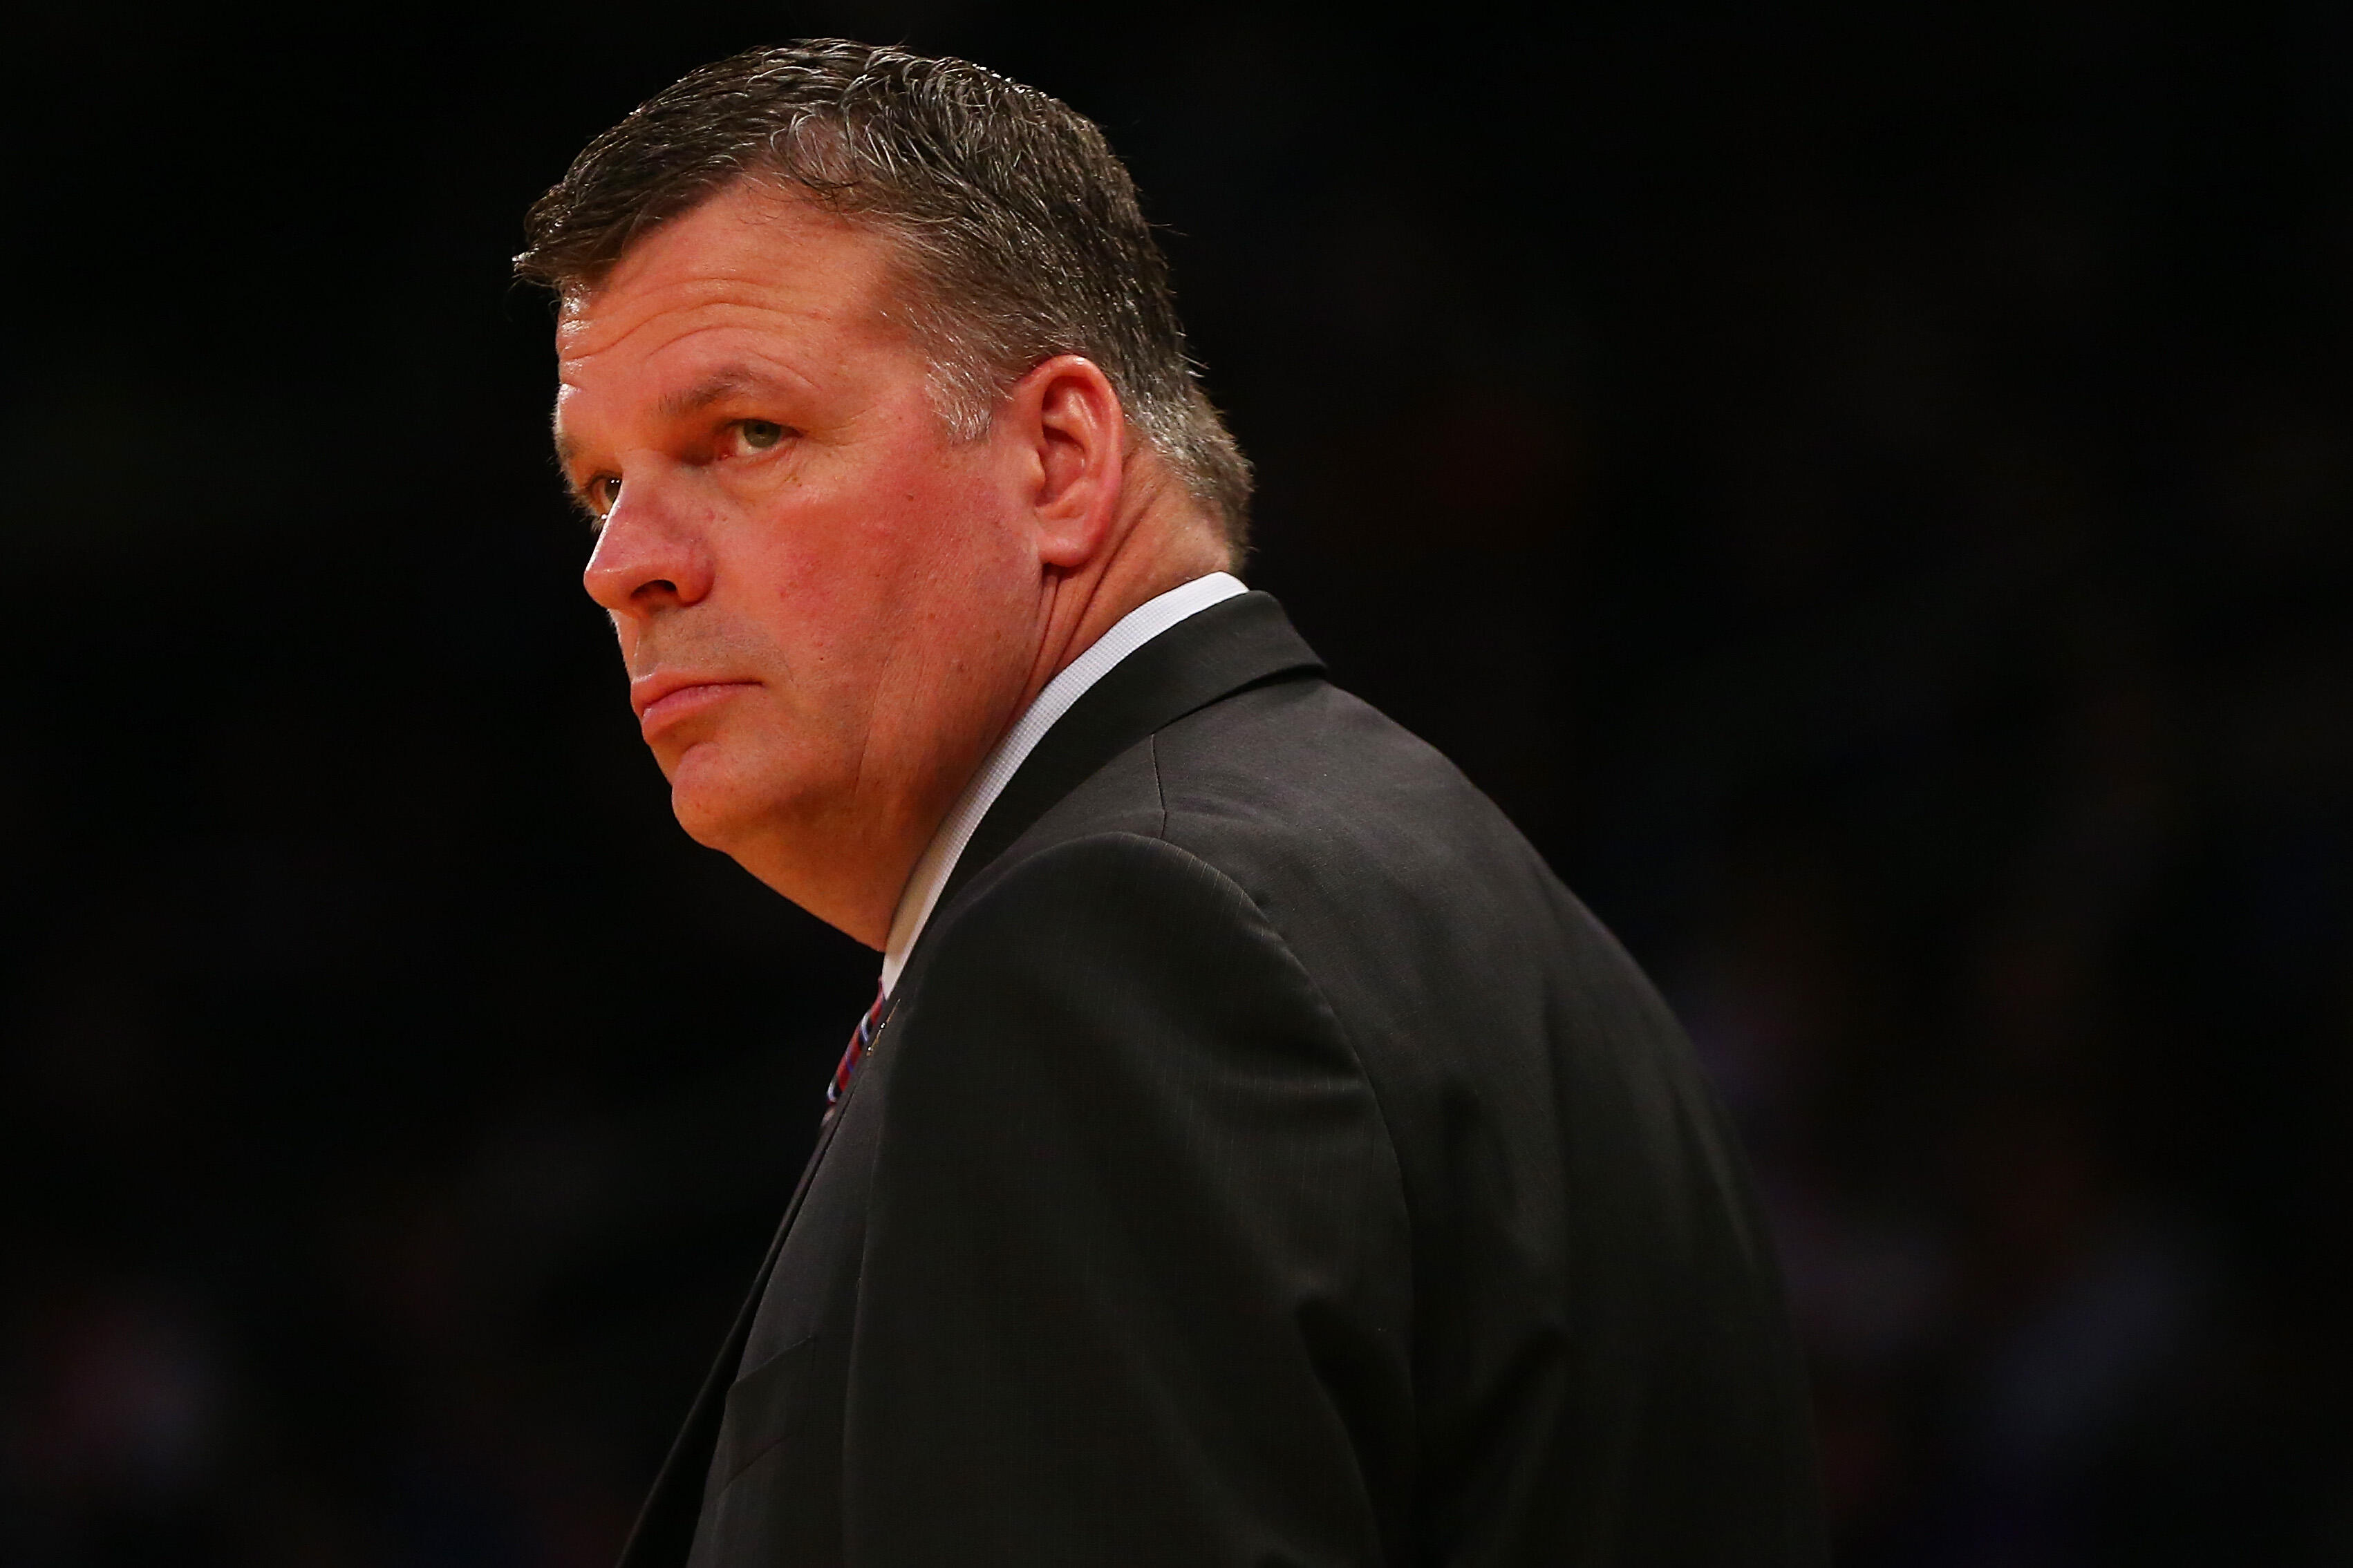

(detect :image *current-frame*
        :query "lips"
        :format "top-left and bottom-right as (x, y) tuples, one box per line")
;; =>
(630, 673), (759, 733)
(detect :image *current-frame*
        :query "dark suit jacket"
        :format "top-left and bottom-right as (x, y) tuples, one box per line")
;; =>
(620, 592), (1823, 1567)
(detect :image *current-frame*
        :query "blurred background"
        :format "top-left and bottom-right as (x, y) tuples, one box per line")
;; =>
(7, 3), (2350, 1562)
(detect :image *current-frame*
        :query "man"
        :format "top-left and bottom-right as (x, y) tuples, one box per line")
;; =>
(521, 39), (1821, 1567)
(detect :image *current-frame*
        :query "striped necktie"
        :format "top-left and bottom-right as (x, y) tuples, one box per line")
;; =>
(829, 981), (887, 1106)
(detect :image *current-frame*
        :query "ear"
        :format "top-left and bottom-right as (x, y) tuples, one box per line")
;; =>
(1002, 355), (1126, 570)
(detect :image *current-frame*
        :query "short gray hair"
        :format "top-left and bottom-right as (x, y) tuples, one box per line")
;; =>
(516, 39), (1252, 553)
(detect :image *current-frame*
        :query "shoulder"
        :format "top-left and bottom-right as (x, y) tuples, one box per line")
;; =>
(908, 670), (1678, 1078)
(919, 673), (1615, 1008)
(1152, 677), (1522, 878)
(971, 672), (1535, 909)
(903, 828), (1338, 1046)
(1146, 678), (1602, 999)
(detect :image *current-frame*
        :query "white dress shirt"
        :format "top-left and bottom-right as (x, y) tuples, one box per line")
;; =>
(877, 571), (1248, 996)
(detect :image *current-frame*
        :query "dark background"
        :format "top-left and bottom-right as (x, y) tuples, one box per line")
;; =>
(7, 3), (2350, 1563)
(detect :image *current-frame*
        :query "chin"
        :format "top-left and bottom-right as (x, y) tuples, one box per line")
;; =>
(668, 791), (741, 854)
(668, 772), (773, 858)
(665, 745), (831, 871)
(663, 744), (764, 852)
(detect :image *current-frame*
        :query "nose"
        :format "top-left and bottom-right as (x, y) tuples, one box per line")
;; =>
(582, 460), (715, 620)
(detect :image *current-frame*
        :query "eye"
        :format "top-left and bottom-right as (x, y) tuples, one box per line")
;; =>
(733, 419), (787, 451)
(588, 474), (622, 516)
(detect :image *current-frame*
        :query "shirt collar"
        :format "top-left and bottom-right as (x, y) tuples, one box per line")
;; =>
(878, 571), (1248, 995)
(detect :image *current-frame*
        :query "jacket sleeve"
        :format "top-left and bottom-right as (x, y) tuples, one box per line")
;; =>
(841, 831), (1415, 1567)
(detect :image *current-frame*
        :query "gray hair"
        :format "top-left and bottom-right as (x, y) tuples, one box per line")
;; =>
(516, 39), (1251, 554)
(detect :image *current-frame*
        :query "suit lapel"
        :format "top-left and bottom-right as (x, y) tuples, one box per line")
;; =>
(615, 1001), (898, 1568)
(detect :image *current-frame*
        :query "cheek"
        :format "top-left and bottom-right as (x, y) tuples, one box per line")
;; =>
(857, 461), (1026, 601)
(729, 431), (1029, 655)
(908, 459), (1031, 573)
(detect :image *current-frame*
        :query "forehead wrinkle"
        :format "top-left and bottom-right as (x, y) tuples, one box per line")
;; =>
(557, 310), (841, 390)
(558, 236), (871, 332)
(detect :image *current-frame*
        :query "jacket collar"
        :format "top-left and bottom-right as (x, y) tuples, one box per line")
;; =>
(929, 589), (1322, 919)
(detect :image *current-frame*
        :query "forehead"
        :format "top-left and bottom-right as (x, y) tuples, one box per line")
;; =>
(554, 180), (915, 420)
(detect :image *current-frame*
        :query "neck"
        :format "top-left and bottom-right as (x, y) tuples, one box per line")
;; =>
(1020, 473), (1228, 718)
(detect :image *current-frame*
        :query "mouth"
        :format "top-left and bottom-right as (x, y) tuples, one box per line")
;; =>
(631, 674), (760, 734)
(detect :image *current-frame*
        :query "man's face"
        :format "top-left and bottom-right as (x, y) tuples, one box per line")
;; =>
(553, 180), (1043, 931)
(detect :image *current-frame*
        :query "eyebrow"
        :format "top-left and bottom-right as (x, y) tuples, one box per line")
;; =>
(657, 366), (785, 420)
(551, 364), (790, 469)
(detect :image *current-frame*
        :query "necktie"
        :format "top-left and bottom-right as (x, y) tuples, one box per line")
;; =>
(829, 981), (887, 1106)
